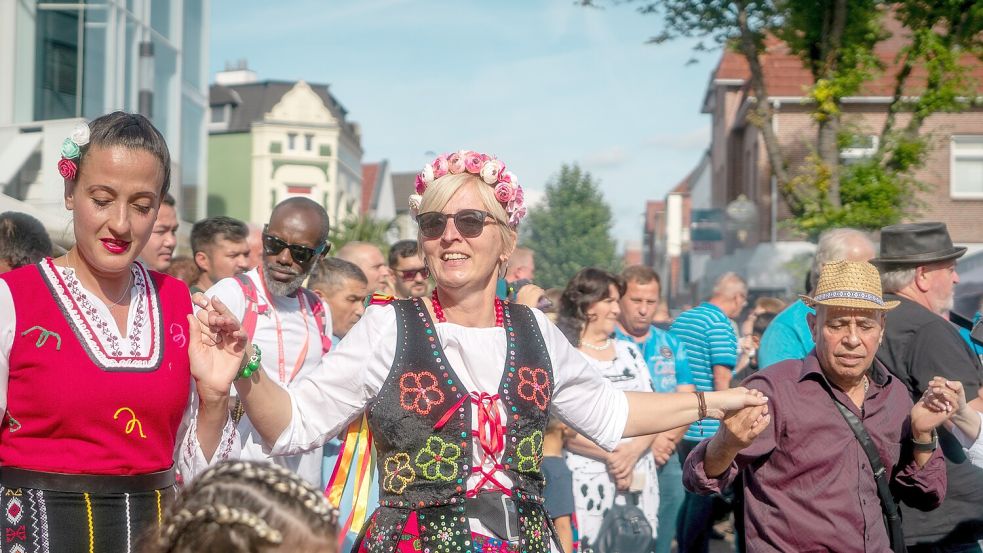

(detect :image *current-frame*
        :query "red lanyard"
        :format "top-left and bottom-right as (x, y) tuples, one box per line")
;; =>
(257, 267), (311, 384)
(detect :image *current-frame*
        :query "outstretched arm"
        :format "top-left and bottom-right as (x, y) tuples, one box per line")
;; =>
(622, 387), (768, 438)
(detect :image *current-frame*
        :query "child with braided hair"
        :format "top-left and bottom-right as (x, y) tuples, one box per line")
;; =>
(147, 460), (337, 552)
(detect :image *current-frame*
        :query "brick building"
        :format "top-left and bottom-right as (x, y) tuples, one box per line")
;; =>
(658, 20), (983, 301)
(704, 30), (983, 246)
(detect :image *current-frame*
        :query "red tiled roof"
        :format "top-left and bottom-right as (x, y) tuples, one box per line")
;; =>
(670, 172), (692, 195)
(361, 163), (379, 214)
(711, 20), (983, 98)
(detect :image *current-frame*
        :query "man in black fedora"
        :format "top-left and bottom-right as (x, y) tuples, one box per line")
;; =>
(873, 221), (983, 552)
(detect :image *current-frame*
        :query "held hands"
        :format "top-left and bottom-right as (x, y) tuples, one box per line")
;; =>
(705, 387), (769, 419)
(911, 377), (966, 437)
(188, 293), (249, 404)
(717, 401), (771, 452)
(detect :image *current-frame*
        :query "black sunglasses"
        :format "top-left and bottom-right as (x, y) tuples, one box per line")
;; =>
(262, 232), (329, 264)
(417, 209), (496, 239)
(397, 267), (430, 281)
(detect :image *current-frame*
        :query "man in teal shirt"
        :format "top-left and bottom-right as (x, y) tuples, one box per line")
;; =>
(615, 266), (693, 553)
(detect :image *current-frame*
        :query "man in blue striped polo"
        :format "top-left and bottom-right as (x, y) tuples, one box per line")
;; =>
(671, 272), (747, 553)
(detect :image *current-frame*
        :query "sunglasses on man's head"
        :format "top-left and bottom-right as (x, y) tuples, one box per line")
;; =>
(262, 233), (329, 264)
(417, 209), (495, 239)
(397, 267), (430, 281)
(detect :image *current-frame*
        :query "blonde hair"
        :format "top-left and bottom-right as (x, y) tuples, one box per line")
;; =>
(417, 173), (517, 261)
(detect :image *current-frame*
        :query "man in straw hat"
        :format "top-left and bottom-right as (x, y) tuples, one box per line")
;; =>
(872, 222), (983, 552)
(682, 260), (957, 553)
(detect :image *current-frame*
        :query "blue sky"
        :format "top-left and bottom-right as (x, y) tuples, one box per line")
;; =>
(210, 0), (718, 248)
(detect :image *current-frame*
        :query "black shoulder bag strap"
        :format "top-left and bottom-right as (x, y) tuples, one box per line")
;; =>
(832, 400), (907, 553)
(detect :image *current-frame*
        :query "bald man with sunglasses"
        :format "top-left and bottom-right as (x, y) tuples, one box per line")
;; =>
(201, 197), (333, 487)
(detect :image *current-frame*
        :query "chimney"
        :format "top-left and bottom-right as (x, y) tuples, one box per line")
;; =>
(215, 59), (257, 86)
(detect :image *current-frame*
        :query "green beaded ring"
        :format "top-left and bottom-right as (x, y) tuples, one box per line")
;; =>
(238, 344), (262, 379)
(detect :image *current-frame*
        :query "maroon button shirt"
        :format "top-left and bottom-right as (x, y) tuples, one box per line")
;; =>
(683, 353), (946, 553)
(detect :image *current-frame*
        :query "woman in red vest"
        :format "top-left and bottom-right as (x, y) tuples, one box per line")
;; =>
(195, 151), (769, 552)
(0, 112), (244, 552)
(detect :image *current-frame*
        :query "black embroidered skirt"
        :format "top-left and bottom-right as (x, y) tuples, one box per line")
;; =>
(0, 485), (176, 553)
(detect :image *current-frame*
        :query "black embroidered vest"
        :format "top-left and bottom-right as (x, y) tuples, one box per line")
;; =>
(359, 298), (555, 553)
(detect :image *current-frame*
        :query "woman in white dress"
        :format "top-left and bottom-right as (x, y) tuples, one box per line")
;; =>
(558, 268), (660, 547)
(194, 150), (768, 553)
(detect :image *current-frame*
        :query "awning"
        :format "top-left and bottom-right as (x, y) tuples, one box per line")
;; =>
(0, 132), (42, 186)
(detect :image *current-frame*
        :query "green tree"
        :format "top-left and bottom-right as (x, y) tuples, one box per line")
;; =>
(584, 0), (983, 238)
(329, 214), (394, 252)
(521, 164), (618, 290)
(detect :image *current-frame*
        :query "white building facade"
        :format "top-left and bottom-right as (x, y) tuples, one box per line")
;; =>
(0, 0), (209, 244)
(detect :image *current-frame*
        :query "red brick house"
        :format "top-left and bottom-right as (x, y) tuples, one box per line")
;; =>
(703, 27), (983, 247)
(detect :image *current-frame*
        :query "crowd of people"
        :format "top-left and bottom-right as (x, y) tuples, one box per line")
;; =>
(0, 111), (981, 553)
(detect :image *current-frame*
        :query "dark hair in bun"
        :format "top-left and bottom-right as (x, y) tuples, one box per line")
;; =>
(78, 111), (172, 198)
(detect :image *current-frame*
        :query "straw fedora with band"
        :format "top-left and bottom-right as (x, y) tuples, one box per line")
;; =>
(801, 260), (900, 311)
(870, 222), (967, 267)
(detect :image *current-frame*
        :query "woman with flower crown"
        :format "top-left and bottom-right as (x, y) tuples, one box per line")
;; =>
(0, 111), (245, 551)
(194, 150), (769, 553)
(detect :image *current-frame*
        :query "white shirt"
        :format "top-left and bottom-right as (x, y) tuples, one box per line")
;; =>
(205, 268), (332, 487)
(952, 410), (983, 469)
(0, 262), (237, 480)
(269, 303), (630, 487)
(565, 340), (656, 476)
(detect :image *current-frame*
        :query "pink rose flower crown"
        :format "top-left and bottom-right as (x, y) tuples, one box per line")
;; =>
(410, 150), (527, 226)
(57, 122), (91, 181)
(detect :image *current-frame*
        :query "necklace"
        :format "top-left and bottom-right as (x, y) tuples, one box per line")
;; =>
(580, 338), (612, 351)
(863, 375), (869, 394)
(108, 270), (134, 306)
(431, 290), (504, 327)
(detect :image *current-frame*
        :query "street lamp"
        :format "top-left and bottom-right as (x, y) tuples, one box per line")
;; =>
(725, 194), (758, 246)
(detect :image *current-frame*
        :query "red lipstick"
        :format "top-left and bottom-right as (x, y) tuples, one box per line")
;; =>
(101, 238), (130, 254)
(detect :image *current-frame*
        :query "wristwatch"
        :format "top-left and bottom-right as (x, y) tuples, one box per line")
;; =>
(912, 429), (938, 452)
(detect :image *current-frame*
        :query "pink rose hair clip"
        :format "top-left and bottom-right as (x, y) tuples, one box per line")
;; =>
(409, 150), (527, 226)
(57, 122), (91, 181)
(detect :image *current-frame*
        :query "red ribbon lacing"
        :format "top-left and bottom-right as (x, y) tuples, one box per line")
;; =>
(434, 391), (511, 498)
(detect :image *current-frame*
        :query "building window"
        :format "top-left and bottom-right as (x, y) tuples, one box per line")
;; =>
(840, 135), (878, 165)
(210, 105), (225, 123)
(952, 136), (983, 198)
(305, 134), (314, 151)
(287, 133), (297, 150)
(319, 144), (332, 157)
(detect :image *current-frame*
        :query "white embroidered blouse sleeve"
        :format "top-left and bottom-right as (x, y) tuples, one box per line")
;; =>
(176, 285), (241, 479)
(535, 310), (629, 452)
(952, 410), (983, 469)
(176, 381), (241, 480)
(268, 304), (395, 456)
(0, 280), (13, 416)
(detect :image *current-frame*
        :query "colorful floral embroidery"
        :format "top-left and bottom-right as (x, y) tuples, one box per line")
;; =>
(414, 436), (460, 481)
(399, 371), (445, 416)
(113, 407), (147, 438)
(382, 453), (415, 494)
(518, 507), (550, 553)
(516, 367), (550, 410)
(516, 431), (543, 473)
(20, 326), (61, 351)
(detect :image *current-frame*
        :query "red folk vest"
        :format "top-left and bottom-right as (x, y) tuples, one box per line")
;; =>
(0, 259), (191, 475)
